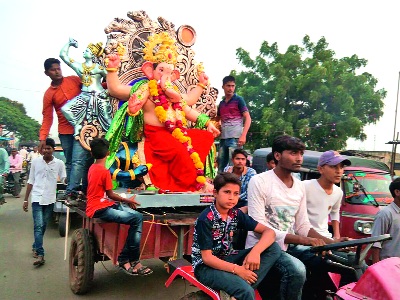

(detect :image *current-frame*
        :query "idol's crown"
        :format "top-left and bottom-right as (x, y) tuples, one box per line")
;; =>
(143, 32), (178, 65)
(88, 42), (104, 57)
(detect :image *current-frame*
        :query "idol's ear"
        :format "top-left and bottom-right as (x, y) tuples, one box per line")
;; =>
(141, 61), (154, 80)
(171, 69), (180, 81)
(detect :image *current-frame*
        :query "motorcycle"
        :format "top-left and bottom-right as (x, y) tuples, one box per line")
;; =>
(4, 171), (27, 196)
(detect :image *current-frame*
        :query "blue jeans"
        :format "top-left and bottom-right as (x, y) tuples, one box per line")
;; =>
(93, 203), (143, 263)
(59, 134), (74, 184)
(0, 176), (5, 200)
(258, 251), (306, 300)
(66, 139), (92, 195)
(218, 138), (239, 173)
(287, 245), (364, 289)
(32, 202), (54, 256)
(195, 242), (281, 300)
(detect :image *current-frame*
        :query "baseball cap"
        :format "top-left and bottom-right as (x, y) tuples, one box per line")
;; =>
(318, 150), (351, 167)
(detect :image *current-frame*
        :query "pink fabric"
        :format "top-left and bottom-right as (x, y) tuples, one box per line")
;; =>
(337, 257), (400, 300)
(9, 154), (22, 173)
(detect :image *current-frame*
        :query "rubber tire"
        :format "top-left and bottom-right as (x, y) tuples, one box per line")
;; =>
(179, 291), (213, 300)
(69, 228), (94, 294)
(58, 213), (67, 237)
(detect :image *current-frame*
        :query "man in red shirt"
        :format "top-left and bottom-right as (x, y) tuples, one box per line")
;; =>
(39, 58), (91, 200)
(87, 138), (152, 276)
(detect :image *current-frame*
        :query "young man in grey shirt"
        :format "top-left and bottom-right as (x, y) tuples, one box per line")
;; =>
(371, 177), (400, 263)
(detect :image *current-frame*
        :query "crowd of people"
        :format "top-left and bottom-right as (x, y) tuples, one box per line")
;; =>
(1, 48), (399, 300)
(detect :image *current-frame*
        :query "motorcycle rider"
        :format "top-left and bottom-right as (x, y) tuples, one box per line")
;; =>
(9, 148), (23, 197)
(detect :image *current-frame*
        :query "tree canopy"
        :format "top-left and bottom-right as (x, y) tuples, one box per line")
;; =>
(232, 35), (386, 151)
(0, 97), (41, 142)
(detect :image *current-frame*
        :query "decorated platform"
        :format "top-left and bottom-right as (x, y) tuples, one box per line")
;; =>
(115, 188), (214, 208)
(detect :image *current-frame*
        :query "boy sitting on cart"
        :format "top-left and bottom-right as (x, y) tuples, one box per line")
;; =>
(86, 137), (152, 276)
(191, 172), (281, 300)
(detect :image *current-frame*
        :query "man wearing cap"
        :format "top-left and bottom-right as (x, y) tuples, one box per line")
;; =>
(303, 150), (367, 287)
(304, 150), (351, 240)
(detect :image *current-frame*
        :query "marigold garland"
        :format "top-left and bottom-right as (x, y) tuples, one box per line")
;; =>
(149, 79), (205, 189)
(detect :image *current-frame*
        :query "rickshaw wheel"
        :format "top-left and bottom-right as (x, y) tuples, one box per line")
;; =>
(58, 213), (67, 237)
(69, 228), (94, 294)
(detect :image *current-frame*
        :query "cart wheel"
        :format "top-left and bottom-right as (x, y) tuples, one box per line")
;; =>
(179, 291), (212, 300)
(58, 213), (67, 237)
(69, 228), (94, 294)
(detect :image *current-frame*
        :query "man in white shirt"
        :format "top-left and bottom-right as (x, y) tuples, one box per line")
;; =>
(246, 135), (341, 300)
(23, 138), (66, 266)
(26, 146), (42, 179)
(27, 146), (41, 163)
(304, 151), (367, 286)
(304, 150), (350, 239)
(19, 146), (28, 161)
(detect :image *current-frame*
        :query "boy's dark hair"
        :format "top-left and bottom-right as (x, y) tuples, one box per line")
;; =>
(45, 138), (56, 149)
(90, 138), (109, 159)
(389, 177), (400, 198)
(222, 75), (235, 85)
(266, 152), (274, 163)
(232, 148), (248, 159)
(214, 172), (241, 192)
(271, 135), (305, 164)
(44, 58), (61, 71)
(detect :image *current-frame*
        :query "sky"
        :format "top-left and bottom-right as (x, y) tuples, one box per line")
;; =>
(1, 0), (400, 152)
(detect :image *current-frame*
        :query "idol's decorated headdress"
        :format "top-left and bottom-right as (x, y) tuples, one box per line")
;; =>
(143, 32), (178, 65)
(87, 42), (104, 57)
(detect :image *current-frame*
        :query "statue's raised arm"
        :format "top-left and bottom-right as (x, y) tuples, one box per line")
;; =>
(59, 38), (81, 75)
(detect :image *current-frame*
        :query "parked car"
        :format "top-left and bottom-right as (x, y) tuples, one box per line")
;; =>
(252, 148), (393, 241)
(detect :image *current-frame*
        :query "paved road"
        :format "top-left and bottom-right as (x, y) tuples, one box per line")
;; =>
(0, 187), (198, 300)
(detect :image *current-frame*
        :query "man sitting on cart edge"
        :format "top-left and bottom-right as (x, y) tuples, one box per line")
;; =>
(191, 172), (281, 300)
(86, 138), (153, 276)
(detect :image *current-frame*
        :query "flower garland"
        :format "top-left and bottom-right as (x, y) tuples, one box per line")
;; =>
(148, 79), (206, 190)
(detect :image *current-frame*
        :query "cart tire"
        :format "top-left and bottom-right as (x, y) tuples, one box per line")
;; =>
(69, 228), (94, 294)
(179, 291), (212, 300)
(58, 214), (67, 237)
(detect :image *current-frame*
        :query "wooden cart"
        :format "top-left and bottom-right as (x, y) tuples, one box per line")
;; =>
(67, 191), (213, 294)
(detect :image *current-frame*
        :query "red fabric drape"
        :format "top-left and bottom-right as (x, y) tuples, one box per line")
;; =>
(144, 124), (214, 192)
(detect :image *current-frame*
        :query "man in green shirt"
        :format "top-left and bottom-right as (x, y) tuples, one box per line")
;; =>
(0, 143), (10, 204)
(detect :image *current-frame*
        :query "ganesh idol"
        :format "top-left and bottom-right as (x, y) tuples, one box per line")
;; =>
(105, 32), (219, 192)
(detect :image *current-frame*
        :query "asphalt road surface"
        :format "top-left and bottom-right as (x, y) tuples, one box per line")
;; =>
(0, 187), (198, 300)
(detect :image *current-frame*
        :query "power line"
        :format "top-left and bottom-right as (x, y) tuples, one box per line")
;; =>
(0, 86), (42, 93)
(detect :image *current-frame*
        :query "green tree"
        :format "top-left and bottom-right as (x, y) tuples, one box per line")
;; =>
(233, 35), (386, 151)
(0, 97), (41, 142)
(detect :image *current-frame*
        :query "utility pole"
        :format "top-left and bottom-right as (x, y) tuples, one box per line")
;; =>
(389, 72), (400, 178)
(386, 133), (400, 178)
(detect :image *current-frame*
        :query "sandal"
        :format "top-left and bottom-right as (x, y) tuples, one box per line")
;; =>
(32, 249), (38, 258)
(33, 256), (45, 266)
(118, 261), (153, 276)
(130, 260), (153, 276)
